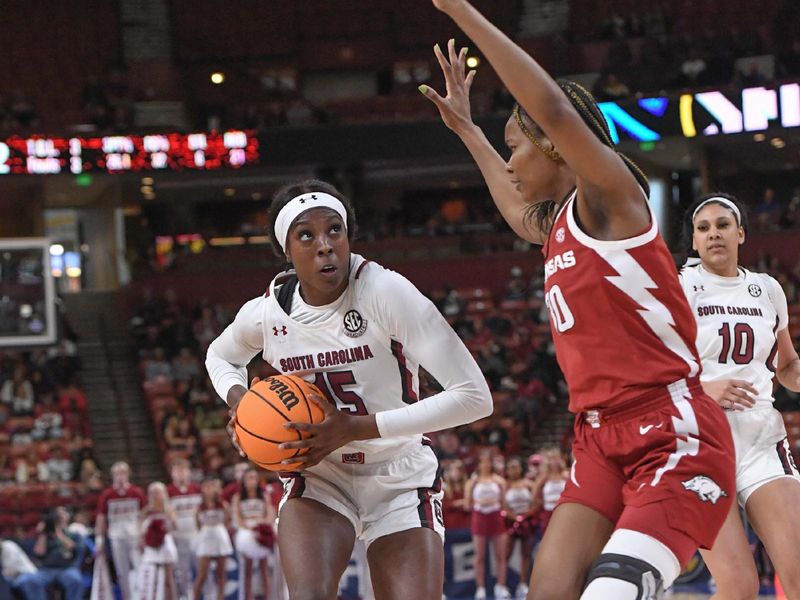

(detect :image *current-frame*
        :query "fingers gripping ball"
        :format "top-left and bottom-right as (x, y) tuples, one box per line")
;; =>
(234, 376), (325, 471)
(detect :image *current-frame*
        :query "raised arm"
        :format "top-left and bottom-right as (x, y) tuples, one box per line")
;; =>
(432, 1), (646, 222)
(421, 41), (546, 244)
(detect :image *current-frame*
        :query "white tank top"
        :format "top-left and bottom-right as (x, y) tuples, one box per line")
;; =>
(505, 484), (534, 515)
(199, 506), (226, 527)
(542, 479), (566, 511)
(238, 497), (266, 528)
(472, 480), (502, 514)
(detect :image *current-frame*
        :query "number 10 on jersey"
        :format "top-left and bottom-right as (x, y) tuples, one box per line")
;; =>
(546, 285), (575, 333)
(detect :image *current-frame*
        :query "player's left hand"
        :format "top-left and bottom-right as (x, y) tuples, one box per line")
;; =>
(279, 394), (373, 469)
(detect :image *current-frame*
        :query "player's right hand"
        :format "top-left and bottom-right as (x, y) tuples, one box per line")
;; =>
(225, 377), (261, 458)
(703, 378), (758, 410)
(419, 39), (476, 135)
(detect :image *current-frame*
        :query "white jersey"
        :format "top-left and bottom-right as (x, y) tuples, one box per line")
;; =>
(237, 497), (267, 528)
(206, 254), (491, 463)
(680, 265), (788, 408)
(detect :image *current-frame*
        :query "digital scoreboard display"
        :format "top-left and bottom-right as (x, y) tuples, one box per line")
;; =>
(0, 130), (259, 176)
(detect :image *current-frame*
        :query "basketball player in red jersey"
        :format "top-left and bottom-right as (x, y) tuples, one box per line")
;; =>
(422, 3), (735, 598)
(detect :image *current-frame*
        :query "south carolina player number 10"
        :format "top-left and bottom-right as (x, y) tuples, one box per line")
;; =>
(546, 285), (575, 333)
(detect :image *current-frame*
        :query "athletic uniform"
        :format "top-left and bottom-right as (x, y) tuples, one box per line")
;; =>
(196, 503), (233, 557)
(141, 512), (179, 565)
(680, 264), (798, 505)
(206, 254), (491, 546)
(504, 482), (537, 538)
(470, 479), (505, 537)
(234, 496), (272, 560)
(167, 483), (202, 596)
(542, 192), (735, 565)
(97, 484), (146, 600)
(539, 478), (566, 532)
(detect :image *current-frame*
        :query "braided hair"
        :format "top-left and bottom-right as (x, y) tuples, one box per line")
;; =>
(515, 80), (650, 233)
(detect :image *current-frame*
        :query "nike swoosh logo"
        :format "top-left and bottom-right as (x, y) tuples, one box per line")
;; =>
(639, 423), (664, 435)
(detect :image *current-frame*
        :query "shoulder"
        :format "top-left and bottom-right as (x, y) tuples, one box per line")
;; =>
(678, 264), (701, 283)
(354, 259), (427, 310)
(235, 295), (268, 321)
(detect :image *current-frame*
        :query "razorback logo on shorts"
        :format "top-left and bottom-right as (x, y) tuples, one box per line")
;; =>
(342, 452), (365, 464)
(681, 475), (727, 504)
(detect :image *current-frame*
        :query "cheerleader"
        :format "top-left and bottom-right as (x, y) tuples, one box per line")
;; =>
(139, 482), (179, 600)
(465, 450), (509, 600)
(534, 449), (568, 533)
(503, 457), (539, 598)
(233, 469), (275, 600)
(193, 476), (233, 600)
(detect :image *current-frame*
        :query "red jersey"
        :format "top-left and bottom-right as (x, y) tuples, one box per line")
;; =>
(97, 484), (147, 538)
(542, 193), (700, 412)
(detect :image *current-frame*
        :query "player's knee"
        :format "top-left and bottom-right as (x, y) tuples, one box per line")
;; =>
(287, 583), (339, 600)
(580, 553), (665, 600)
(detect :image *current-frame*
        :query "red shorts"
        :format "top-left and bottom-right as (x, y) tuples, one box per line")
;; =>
(471, 510), (505, 537)
(559, 378), (735, 566)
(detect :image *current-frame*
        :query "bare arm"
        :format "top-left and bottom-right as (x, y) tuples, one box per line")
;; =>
(421, 42), (545, 244)
(464, 477), (475, 512)
(776, 328), (800, 392)
(95, 513), (106, 537)
(432, 1), (648, 233)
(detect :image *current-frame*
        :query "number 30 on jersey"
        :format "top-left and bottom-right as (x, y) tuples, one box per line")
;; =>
(546, 285), (575, 333)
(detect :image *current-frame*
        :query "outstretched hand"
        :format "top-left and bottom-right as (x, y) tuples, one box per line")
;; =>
(280, 394), (375, 469)
(419, 39), (477, 135)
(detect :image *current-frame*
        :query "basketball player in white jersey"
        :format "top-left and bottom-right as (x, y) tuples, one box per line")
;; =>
(95, 462), (146, 600)
(206, 179), (492, 600)
(167, 457), (202, 599)
(680, 193), (800, 599)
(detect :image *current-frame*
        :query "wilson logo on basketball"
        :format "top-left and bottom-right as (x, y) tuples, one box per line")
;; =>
(266, 377), (300, 410)
(343, 309), (367, 338)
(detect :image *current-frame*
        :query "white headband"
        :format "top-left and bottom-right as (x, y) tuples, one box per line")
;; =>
(692, 197), (741, 225)
(274, 192), (348, 252)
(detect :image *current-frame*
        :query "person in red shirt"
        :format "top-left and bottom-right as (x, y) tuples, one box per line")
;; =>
(221, 461), (250, 503)
(166, 457), (202, 599)
(422, 3), (736, 598)
(95, 462), (146, 600)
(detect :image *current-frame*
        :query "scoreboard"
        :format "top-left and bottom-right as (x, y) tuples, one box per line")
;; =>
(0, 130), (259, 175)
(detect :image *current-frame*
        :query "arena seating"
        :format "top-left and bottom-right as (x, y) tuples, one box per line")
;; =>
(0, 347), (101, 537)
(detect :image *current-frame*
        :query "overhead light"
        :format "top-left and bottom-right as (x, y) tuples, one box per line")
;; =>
(224, 188), (236, 197)
(771, 137), (786, 149)
(141, 185), (153, 194)
(251, 192), (263, 201)
(753, 133), (766, 142)
(211, 72), (225, 85)
(466, 56), (480, 69)
(141, 177), (154, 185)
(49, 244), (64, 256)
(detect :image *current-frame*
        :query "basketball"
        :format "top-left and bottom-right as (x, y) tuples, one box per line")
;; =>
(234, 375), (326, 471)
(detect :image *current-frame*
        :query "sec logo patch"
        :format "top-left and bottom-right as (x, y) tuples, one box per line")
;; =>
(555, 227), (565, 243)
(748, 284), (762, 297)
(343, 309), (367, 338)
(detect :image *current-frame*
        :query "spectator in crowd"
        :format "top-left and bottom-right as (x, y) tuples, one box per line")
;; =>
(29, 508), (85, 600)
(172, 347), (201, 384)
(754, 187), (783, 230)
(32, 393), (64, 441)
(503, 456), (539, 599)
(46, 446), (74, 482)
(57, 378), (87, 414)
(2, 366), (35, 416)
(1, 536), (43, 599)
(145, 348), (173, 382)
(16, 448), (48, 484)
(593, 72), (631, 100)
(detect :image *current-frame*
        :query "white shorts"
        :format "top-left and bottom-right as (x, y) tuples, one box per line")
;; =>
(728, 407), (800, 506)
(278, 442), (444, 547)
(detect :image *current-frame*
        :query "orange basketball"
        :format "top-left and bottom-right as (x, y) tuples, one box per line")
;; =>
(234, 375), (326, 471)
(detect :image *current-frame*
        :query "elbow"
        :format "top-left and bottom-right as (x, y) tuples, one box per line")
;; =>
(473, 380), (494, 420)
